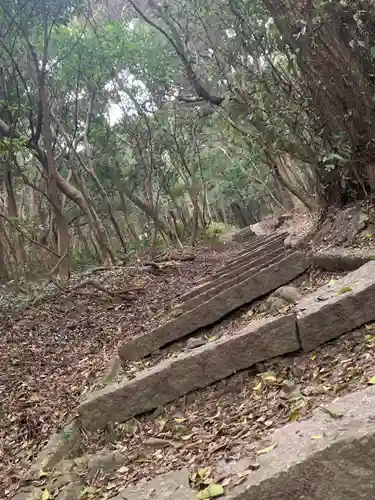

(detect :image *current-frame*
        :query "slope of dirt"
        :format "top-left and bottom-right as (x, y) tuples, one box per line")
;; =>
(78, 323), (375, 496)
(0, 248), (228, 499)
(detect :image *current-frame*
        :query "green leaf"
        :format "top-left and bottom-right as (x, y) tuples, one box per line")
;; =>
(336, 285), (352, 295)
(371, 46), (375, 58)
(195, 483), (224, 499)
(257, 443), (276, 455)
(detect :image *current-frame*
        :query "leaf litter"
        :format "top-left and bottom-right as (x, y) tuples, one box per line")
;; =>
(2, 240), (375, 499)
(0, 247), (227, 499)
(77, 321), (375, 497)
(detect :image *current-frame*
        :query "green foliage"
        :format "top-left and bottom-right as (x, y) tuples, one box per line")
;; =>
(70, 248), (98, 271)
(203, 222), (235, 241)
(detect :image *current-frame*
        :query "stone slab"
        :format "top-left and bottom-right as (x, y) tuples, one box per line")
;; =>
(178, 246), (286, 311)
(118, 469), (193, 500)
(119, 251), (308, 361)
(313, 248), (375, 271)
(212, 233), (287, 279)
(80, 314), (298, 430)
(194, 233), (285, 289)
(112, 387), (375, 500)
(232, 225), (256, 243)
(26, 422), (80, 479)
(297, 260), (375, 351)
(225, 232), (288, 266)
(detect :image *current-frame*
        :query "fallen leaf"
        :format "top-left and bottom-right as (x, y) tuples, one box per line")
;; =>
(260, 372), (277, 384)
(257, 444), (276, 455)
(311, 435), (323, 440)
(41, 490), (50, 500)
(310, 354), (316, 361)
(38, 470), (50, 479)
(158, 418), (168, 432)
(253, 381), (262, 392)
(195, 483), (224, 499)
(220, 477), (231, 487)
(368, 376), (375, 385)
(181, 434), (194, 441)
(288, 409), (300, 422)
(174, 417), (186, 423)
(197, 468), (210, 479)
(336, 285), (353, 295)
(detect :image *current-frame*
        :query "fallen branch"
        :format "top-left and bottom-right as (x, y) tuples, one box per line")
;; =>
(70, 279), (143, 299)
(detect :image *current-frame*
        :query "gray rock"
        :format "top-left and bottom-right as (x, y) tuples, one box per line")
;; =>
(268, 297), (289, 315)
(281, 379), (296, 394)
(273, 285), (299, 303)
(78, 314), (299, 431)
(55, 482), (82, 500)
(297, 261), (375, 351)
(186, 337), (206, 349)
(312, 248), (375, 272)
(113, 469), (193, 500)
(87, 448), (126, 481)
(111, 387), (375, 500)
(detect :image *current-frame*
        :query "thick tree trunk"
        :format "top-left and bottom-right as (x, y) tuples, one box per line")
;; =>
(263, 0), (375, 206)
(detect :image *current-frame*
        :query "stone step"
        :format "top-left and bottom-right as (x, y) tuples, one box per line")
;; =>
(113, 386), (375, 500)
(225, 231), (288, 267)
(297, 260), (375, 351)
(313, 247), (375, 271)
(118, 251), (308, 361)
(79, 315), (298, 431)
(232, 225), (256, 243)
(209, 233), (288, 280)
(177, 246), (287, 311)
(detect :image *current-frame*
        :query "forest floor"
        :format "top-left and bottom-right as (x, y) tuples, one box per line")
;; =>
(0, 247), (227, 498)
(2, 207), (375, 499)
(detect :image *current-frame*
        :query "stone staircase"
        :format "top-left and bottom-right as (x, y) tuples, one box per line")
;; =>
(16, 233), (375, 500)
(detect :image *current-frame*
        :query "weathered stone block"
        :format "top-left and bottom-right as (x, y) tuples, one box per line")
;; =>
(179, 246), (286, 311)
(313, 248), (375, 271)
(297, 260), (375, 351)
(213, 234), (287, 278)
(232, 225), (256, 243)
(112, 387), (375, 500)
(225, 232), (288, 266)
(119, 252), (308, 361)
(80, 315), (298, 430)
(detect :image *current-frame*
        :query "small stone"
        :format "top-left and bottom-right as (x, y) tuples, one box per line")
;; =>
(269, 297), (289, 315)
(172, 424), (190, 436)
(121, 419), (138, 436)
(273, 286), (299, 304)
(56, 482), (82, 500)
(281, 380), (296, 394)
(186, 337), (206, 349)
(87, 448), (126, 481)
(48, 473), (79, 492)
(143, 437), (172, 448)
(352, 343), (364, 353)
(291, 364), (305, 378)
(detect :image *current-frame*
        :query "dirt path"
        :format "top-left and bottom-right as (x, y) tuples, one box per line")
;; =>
(0, 248), (228, 498)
